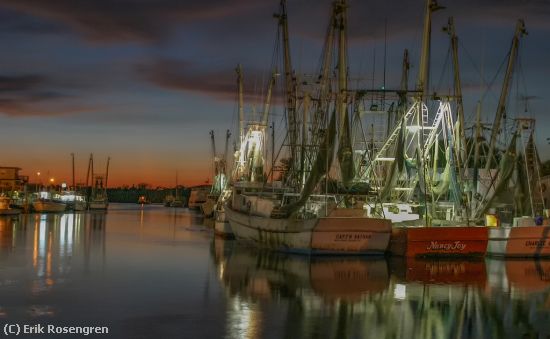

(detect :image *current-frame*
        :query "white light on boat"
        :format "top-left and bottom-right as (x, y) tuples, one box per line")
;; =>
(393, 188), (414, 191)
(394, 284), (407, 300)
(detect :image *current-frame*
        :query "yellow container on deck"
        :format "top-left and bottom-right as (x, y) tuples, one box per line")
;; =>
(485, 214), (499, 227)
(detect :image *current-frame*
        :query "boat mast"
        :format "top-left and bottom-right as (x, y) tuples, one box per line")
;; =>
(86, 153), (92, 189)
(224, 129), (231, 178)
(401, 49), (410, 94)
(444, 17), (466, 168)
(417, 0), (444, 98)
(336, 0), (347, 140)
(473, 101), (482, 190)
(105, 156), (110, 191)
(417, 0), (443, 225)
(175, 170), (178, 198)
(276, 0), (298, 183)
(71, 153), (75, 191)
(261, 71), (277, 125)
(336, 0), (355, 187)
(210, 130), (217, 177)
(236, 64), (245, 145)
(485, 20), (527, 170)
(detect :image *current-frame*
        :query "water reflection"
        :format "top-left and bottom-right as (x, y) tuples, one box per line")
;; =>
(0, 213), (107, 296)
(213, 238), (550, 339)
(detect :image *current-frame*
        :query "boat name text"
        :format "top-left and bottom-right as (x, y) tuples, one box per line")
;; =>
(335, 233), (371, 241)
(426, 241), (466, 251)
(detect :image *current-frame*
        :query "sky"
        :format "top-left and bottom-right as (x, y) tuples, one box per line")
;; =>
(0, 0), (549, 187)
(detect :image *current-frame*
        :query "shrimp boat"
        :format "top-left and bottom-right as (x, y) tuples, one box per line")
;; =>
(460, 22), (549, 258)
(484, 118), (550, 257)
(352, 1), (488, 257)
(32, 191), (67, 212)
(202, 130), (231, 218)
(87, 154), (110, 210)
(225, 0), (392, 255)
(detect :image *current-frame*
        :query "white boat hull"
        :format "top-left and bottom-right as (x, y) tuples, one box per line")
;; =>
(488, 226), (550, 258)
(225, 207), (391, 255)
(33, 200), (67, 213)
(214, 209), (234, 238)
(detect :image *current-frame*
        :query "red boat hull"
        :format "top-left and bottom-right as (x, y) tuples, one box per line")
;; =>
(390, 226), (488, 257)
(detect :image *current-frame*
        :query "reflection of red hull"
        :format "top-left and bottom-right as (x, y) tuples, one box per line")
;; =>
(390, 227), (488, 257)
(402, 258), (487, 286)
(310, 259), (389, 301)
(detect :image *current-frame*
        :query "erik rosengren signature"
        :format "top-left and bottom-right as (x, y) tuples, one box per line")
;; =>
(426, 241), (466, 251)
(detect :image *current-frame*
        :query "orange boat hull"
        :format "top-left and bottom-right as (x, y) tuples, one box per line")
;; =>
(390, 226), (488, 257)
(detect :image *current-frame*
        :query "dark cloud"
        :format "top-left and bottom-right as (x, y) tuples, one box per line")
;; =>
(0, 9), (67, 35)
(0, 0), (271, 43)
(0, 73), (93, 116)
(138, 59), (276, 103)
(0, 75), (44, 92)
(0, 0), (547, 45)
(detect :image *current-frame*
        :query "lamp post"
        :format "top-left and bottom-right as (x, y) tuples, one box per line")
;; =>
(36, 171), (41, 192)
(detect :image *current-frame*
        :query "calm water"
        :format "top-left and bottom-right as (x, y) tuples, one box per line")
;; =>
(1, 204), (550, 338)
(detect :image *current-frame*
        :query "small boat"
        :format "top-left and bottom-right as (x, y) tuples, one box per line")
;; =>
(0, 196), (21, 216)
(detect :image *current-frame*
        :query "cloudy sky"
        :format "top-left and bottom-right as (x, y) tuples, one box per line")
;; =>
(0, 0), (549, 186)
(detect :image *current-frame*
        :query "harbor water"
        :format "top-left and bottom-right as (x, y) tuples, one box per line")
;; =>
(1, 204), (550, 338)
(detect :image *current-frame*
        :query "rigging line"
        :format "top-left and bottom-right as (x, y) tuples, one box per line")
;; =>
(459, 39), (508, 102)
(435, 44), (452, 98)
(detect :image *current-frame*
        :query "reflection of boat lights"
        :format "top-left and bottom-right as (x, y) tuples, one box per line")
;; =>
(394, 284), (407, 300)
(59, 213), (75, 258)
(227, 296), (260, 339)
(60, 214), (66, 255)
(218, 262), (225, 281)
(38, 216), (46, 277)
